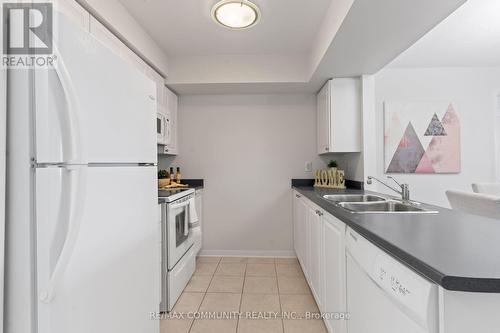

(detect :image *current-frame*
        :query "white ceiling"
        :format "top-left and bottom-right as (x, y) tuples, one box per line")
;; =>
(119, 0), (467, 94)
(390, 0), (500, 68)
(118, 0), (332, 56)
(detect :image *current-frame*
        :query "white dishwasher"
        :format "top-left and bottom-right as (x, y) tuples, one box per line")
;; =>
(345, 228), (438, 333)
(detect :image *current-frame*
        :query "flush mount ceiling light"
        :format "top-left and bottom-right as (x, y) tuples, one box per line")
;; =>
(211, 0), (261, 29)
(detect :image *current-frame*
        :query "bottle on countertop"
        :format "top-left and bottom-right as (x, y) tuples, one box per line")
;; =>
(169, 167), (175, 182)
(175, 167), (182, 184)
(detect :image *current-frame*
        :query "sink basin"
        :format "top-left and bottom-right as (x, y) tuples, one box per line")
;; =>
(323, 194), (387, 203)
(337, 201), (438, 214)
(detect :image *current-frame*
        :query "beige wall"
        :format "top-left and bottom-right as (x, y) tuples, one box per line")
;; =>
(168, 94), (323, 256)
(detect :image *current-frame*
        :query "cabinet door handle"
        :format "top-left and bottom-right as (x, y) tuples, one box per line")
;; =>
(349, 232), (358, 242)
(325, 147), (329, 151)
(316, 210), (323, 216)
(295, 194), (301, 198)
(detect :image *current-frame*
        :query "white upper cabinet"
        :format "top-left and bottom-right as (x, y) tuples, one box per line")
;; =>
(317, 82), (330, 154)
(317, 78), (361, 154)
(145, 69), (166, 108)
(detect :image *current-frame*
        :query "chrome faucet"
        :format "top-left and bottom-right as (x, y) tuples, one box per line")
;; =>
(367, 176), (410, 201)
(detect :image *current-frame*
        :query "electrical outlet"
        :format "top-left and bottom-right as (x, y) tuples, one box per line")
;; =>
(305, 161), (313, 172)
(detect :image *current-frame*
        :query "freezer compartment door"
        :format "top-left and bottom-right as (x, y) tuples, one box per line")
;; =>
(36, 166), (159, 333)
(34, 11), (156, 164)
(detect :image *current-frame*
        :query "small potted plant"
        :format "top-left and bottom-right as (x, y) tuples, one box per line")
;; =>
(328, 160), (339, 187)
(328, 160), (338, 170)
(158, 169), (170, 188)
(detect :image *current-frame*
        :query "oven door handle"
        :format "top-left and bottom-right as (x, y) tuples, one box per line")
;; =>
(170, 200), (190, 210)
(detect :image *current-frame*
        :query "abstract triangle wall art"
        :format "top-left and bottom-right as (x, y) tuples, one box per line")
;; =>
(424, 104), (461, 173)
(386, 123), (425, 173)
(415, 152), (435, 173)
(384, 112), (404, 161)
(424, 113), (447, 136)
(384, 102), (461, 174)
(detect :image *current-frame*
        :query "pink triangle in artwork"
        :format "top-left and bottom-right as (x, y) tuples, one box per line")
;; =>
(415, 152), (435, 173)
(386, 122), (425, 173)
(398, 133), (409, 148)
(424, 104), (461, 173)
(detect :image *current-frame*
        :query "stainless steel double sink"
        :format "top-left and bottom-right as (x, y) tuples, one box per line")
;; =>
(323, 194), (438, 214)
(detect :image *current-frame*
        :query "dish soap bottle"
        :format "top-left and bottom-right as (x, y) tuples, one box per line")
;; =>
(175, 167), (182, 184)
(169, 167), (175, 183)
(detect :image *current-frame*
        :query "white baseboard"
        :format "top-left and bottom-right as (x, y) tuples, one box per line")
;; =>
(198, 249), (296, 258)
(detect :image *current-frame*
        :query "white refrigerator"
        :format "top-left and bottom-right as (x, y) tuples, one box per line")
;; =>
(5, 8), (160, 333)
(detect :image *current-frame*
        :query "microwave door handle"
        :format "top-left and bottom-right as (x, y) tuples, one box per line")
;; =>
(163, 117), (168, 144)
(165, 117), (170, 145)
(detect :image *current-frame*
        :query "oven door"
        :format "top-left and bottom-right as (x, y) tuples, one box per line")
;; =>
(167, 199), (194, 270)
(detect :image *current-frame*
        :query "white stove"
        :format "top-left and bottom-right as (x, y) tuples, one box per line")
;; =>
(158, 187), (197, 312)
(158, 187), (195, 203)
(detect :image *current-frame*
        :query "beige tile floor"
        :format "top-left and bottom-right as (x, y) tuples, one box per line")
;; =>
(161, 256), (328, 333)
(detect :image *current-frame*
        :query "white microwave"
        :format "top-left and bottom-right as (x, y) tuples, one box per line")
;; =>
(157, 110), (171, 145)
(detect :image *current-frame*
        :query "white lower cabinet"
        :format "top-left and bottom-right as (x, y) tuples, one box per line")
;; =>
(292, 191), (347, 333)
(293, 191), (308, 275)
(322, 213), (347, 333)
(307, 203), (323, 309)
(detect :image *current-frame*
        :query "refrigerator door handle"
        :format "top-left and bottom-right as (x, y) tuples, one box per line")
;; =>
(39, 165), (87, 303)
(51, 45), (85, 164)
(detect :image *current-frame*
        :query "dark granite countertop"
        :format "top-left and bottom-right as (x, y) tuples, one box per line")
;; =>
(182, 179), (204, 190)
(293, 186), (500, 293)
(157, 179), (203, 200)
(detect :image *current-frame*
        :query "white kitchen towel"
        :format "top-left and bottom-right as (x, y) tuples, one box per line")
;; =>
(184, 209), (189, 236)
(188, 197), (199, 225)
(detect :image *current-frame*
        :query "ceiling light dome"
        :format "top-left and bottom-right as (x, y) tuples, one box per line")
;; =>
(211, 0), (261, 29)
